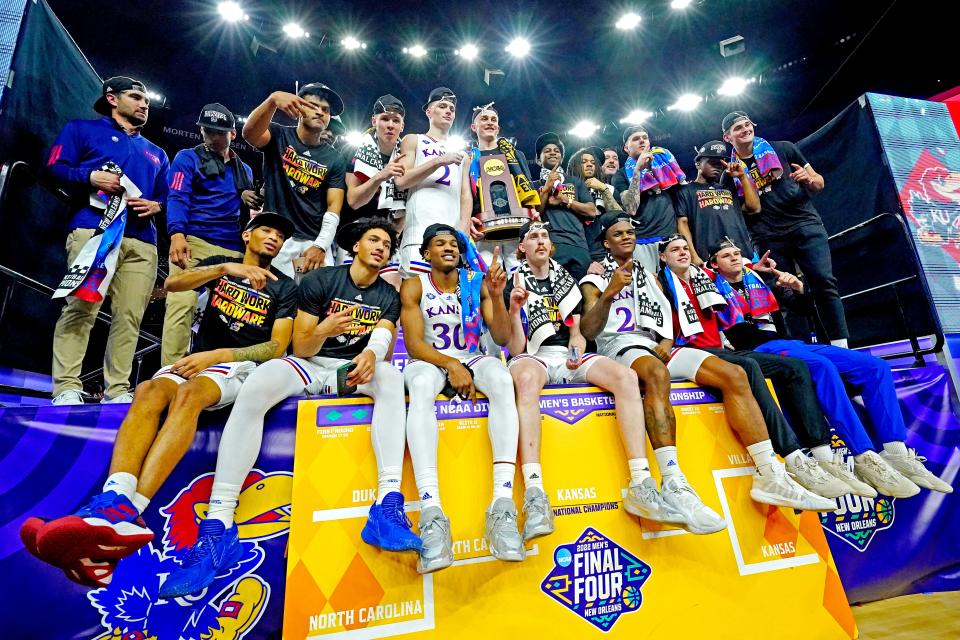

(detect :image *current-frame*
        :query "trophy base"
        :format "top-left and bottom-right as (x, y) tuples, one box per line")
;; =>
(481, 216), (529, 241)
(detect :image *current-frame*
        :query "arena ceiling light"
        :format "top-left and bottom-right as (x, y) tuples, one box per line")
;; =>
(615, 12), (642, 30)
(505, 37), (531, 58)
(341, 36), (366, 50)
(283, 22), (309, 39)
(670, 0), (693, 9)
(668, 93), (702, 112)
(344, 130), (366, 146)
(217, 1), (248, 22)
(146, 91), (164, 102)
(456, 43), (480, 61)
(403, 44), (428, 58)
(620, 109), (654, 124)
(447, 134), (468, 149)
(717, 76), (753, 96)
(569, 120), (599, 138)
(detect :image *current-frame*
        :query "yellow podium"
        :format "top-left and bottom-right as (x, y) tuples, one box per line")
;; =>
(283, 383), (857, 639)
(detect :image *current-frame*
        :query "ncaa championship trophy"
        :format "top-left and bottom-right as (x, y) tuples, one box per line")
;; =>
(478, 139), (539, 240)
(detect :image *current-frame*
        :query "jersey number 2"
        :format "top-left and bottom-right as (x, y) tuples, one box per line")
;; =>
(435, 165), (451, 186)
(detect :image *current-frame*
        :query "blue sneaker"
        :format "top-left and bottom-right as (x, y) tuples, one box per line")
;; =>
(158, 520), (242, 598)
(360, 492), (422, 552)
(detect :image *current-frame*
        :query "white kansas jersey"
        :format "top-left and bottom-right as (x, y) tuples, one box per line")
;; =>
(405, 134), (463, 246)
(581, 272), (666, 353)
(419, 273), (473, 359)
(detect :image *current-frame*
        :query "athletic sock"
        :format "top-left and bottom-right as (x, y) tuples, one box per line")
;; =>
(207, 481), (243, 527)
(784, 450), (807, 467)
(415, 467), (441, 511)
(377, 466), (403, 504)
(653, 446), (686, 482)
(102, 472), (137, 501)
(492, 462), (516, 504)
(522, 463), (544, 491)
(882, 441), (908, 457)
(628, 457), (653, 485)
(830, 338), (849, 348)
(810, 445), (833, 462)
(131, 492), (150, 514)
(746, 440), (777, 476)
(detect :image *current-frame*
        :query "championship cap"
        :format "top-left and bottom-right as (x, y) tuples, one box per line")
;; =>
(195, 103), (235, 131)
(94, 76), (147, 115)
(245, 212), (294, 239)
(423, 86), (457, 111)
(694, 140), (728, 161)
(721, 110), (754, 133)
(596, 211), (636, 238)
(420, 223), (465, 256)
(622, 125), (648, 144)
(519, 220), (550, 240)
(535, 132), (565, 159)
(373, 94), (405, 117)
(298, 82), (345, 116)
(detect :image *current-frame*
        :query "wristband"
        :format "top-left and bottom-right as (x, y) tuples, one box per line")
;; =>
(313, 211), (339, 250)
(364, 327), (393, 361)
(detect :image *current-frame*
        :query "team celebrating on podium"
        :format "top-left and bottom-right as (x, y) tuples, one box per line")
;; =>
(21, 76), (952, 590)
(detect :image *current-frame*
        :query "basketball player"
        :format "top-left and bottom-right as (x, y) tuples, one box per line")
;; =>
(394, 87), (470, 278)
(401, 224), (523, 572)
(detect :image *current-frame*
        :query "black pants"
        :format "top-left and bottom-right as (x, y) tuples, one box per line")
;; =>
(702, 348), (831, 456)
(553, 243), (590, 281)
(760, 223), (849, 341)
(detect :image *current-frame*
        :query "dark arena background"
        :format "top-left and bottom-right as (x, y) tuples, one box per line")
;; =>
(0, 1), (958, 638)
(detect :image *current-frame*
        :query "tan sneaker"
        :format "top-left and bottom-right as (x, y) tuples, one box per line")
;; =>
(880, 449), (953, 494)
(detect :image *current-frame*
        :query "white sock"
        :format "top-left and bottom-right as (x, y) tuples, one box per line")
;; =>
(746, 440), (777, 475)
(414, 467), (441, 511)
(830, 338), (849, 348)
(131, 492), (150, 514)
(207, 480), (243, 527)
(522, 463), (544, 491)
(492, 462), (516, 503)
(883, 441), (908, 457)
(102, 472), (137, 501)
(628, 457), (653, 485)
(377, 466), (403, 504)
(653, 446), (686, 482)
(784, 450), (807, 467)
(810, 445), (833, 462)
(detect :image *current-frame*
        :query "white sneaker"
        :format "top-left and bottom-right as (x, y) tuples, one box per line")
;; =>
(102, 392), (134, 404)
(51, 390), (85, 406)
(786, 454), (851, 499)
(854, 450), (920, 498)
(660, 476), (727, 535)
(818, 454), (877, 498)
(880, 449), (953, 494)
(624, 477), (686, 525)
(750, 462), (837, 512)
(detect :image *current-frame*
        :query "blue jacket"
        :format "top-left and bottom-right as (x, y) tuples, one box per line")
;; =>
(46, 116), (170, 245)
(166, 148), (252, 253)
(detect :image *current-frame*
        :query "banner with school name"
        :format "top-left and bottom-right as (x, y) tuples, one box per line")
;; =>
(283, 383), (857, 639)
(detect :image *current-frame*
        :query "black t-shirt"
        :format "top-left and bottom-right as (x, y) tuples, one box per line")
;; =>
(532, 174), (591, 247)
(297, 264), (401, 360)
(340, 146), (393, 228)
(504, 273), (583, 348)
(192, 255), (298, 354)
(675, 182), (756, 260)
(723, 140), (822, 240)
(260, 123), (347, 241)
(611, 168), (679, 240)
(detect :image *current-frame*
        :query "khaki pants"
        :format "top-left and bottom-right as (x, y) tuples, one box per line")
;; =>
(160, 235), (243, 365)
(52, 228), (158, 398)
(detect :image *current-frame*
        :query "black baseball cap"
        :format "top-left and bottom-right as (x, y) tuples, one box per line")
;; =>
(722, 111), (754, 133)
(695, 140), (728, 161)
(519, 220), (550, 240)
(422, 86), (457, 111)
(373, 94), (405, 117)
(622, 125), (648, 144)
(245, 212), (294, 239)
(196, 103), (235, 131)
(94, 76), (147, 115)
(535, 132), (565, 159)
(298, 82), (345, 116)
(420, 223), (465, 256)
(597, 212), (636, 238)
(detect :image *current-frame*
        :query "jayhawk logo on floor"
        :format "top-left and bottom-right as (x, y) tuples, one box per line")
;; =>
(88, 470), (292, 640)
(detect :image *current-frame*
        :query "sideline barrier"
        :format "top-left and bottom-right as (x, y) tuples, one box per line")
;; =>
(0, 369), (955, 638)
(283, 384), (855, 639)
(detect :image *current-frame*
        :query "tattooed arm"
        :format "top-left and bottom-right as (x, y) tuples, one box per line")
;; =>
(165, 317), (293, 378)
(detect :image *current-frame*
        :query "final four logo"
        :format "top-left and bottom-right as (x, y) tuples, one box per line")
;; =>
(540, 528), (650, 631)
(819, 493), (896, 551)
